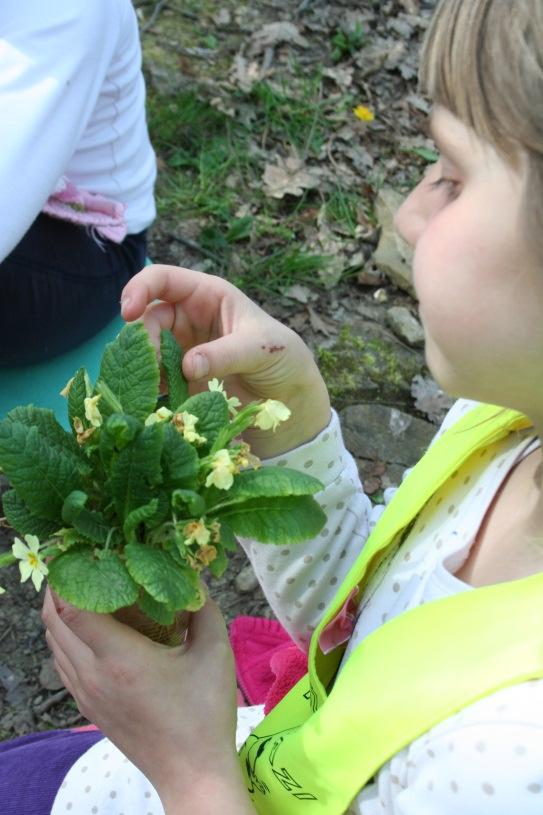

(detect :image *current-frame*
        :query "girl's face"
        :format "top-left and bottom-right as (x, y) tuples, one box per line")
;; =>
(395, 106), (543, 417)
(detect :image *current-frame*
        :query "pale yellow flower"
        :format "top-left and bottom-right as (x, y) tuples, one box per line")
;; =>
(197, 545), (217, 567)
(73, 417), (96, 446)
(208, 378), (241, 415)
(353, 104), (374, 122)
(84, 395), (102, 428)
(12, 535), (48, 592)
(234, 442), (261, 471)
(205, 449), (236, 490)
(172, 411), (207, 445)
(145, 406), (173, 426)
(59, 376), (74, 398)
(253, 400), (291, 432)
(183, 519), (211, 547)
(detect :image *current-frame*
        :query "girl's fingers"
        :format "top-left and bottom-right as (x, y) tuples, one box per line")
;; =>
(121, 265), (225, 323)
(182, 330), (277, 383)
(44, 627), (78, 694)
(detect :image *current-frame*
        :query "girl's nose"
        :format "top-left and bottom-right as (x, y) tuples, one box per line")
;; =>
(394, 191), (423, 248)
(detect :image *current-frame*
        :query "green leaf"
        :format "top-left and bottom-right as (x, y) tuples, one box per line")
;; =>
(218, 520), (238, 552)
(206, 467), (323, 508)
(171, 489), (206, 517)
(61, 491), (111, 544)
(0, 422), (84, 521)
(98, 323), (160, 422)
(47, 547), (139, 612)
(216, 495), (326, 544)
(4, 406), (84, 464)
(206, 544), (228, 578)
(99, 413), (142, 471)
(123, 499), (159, 543)
(177, 391), (228, 449)
(108, 423), (164, 520)
(137, 590), (176, 626)
(161, 424), (199, 489)
(2, 489), (60, 539)
(124, 542), (200, 609)
(160, 330), (188, 411)
(67, 368), (91, 432)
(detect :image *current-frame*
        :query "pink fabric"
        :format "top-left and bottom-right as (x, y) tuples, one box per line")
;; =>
(229, 616), (308, 713)
(42, 177), (127, 243)
(318, 587), (359, 655)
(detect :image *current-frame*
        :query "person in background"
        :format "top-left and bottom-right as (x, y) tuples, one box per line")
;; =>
(0, 0), (156, 366)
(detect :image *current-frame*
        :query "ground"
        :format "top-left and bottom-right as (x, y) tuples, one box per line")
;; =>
(0, 0), (448, 738)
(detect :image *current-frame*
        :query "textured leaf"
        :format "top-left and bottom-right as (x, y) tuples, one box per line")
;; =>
(0, 422), (84, 521)
(99, 413), (142, 471)
(177, 391), (228, 449)
(2, 489), (60, 539)
(216, 495), (326, 544)
(206, 544), (228, 578)
(61, 491), (111, 544)
(137, 590), (176, 626)
(124, 542), (201, 608)
(4, 406), (84, 465)
(171, 489), (206, 517)
(160, 330), (188, 411)
(123, 499), (159, 543)
(161, 424), (199, 489)
(98, 323), (160, 422)
(67, 368), (91, 432)
(218, 520), (238, 552)
(206, 466), (323, 508)
(108, 423), (164, 520)
(47, 547), (139, 612)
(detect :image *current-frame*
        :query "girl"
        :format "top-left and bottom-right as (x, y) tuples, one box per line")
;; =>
(4, 0), (543, 812)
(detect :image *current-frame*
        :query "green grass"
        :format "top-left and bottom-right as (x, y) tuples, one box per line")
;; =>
(147, 78), (363, 295)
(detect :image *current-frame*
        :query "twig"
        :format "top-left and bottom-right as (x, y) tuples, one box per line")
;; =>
(141, 0), (167, 33)
(33, 688), (70, 715)
(0, 625), (13, 645)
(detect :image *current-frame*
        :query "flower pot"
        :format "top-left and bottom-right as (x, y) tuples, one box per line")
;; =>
(113, 604), (191, 647)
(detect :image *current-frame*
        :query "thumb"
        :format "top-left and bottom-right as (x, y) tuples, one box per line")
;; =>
(186, 599), (230, 654)
(183, 330), (271, 382)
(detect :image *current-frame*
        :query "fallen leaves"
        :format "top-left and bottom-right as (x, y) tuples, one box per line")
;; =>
(262, 154), (320, 199)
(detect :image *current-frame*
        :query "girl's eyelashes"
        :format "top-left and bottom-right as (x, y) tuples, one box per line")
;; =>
(428, 175), (461, 200)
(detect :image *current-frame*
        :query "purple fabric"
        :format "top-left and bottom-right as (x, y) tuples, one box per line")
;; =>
(0, 729), (103, 815)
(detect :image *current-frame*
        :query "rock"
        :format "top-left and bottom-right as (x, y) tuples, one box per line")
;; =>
(386, 306), (425, 347)
(317, 322), (424, 410)
(373, 188), (415, 295)
(39, 656), (64, 691)
(339, 403), (436, 468)
(234, 564), (259, 594)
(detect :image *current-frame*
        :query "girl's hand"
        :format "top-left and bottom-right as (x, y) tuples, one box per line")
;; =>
(42, 589), (254, 815)
(120, 265), (331, 457)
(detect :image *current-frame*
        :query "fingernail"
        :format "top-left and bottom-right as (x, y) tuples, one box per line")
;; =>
(120, 296), (131, 313)
(192, 353), (209, 380)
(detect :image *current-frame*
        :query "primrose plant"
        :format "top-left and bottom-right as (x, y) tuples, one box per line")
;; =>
(0, 324), (326, 628)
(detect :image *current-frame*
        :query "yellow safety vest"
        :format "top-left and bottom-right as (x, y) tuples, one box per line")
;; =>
(239, 403), (542, 813)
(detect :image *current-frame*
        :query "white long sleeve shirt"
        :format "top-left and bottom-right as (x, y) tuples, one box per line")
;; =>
(0, 0), (156, 261)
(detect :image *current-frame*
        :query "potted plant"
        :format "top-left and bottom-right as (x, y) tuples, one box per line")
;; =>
(0, 323), (326, 643)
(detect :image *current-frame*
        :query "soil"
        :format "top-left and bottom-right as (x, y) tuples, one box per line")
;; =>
(0, 0), (441, 739)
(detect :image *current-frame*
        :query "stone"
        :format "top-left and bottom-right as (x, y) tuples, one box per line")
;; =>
(373, 187), (415, 295)
(386, 306), (425, 347)
(339, 403), (436, 468)
(235, 564), (259, 594)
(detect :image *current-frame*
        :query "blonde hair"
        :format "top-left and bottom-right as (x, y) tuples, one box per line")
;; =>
(419, 0), (543, 244)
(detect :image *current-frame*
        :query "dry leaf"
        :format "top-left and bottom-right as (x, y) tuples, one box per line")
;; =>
(262, 155), (320, 199)
(307, 306), (334, 337)
(230, 54), (262, 93)
(250, 22), (309, 55)
(322, 65), (354, 89)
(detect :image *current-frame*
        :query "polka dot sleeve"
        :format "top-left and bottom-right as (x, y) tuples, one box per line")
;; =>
(387, 685), (543, 815)
(238, 410), (375, 649)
